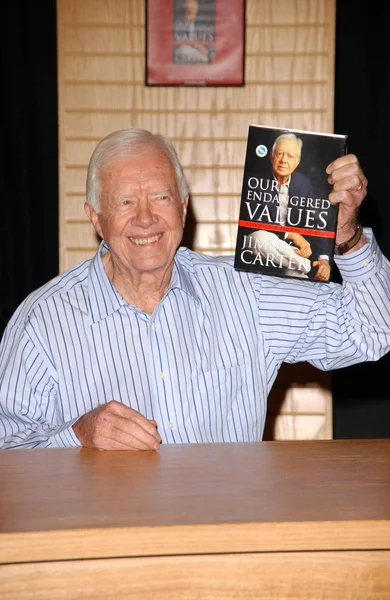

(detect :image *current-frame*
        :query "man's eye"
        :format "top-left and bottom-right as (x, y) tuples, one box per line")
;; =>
(120, 199), (130, 206)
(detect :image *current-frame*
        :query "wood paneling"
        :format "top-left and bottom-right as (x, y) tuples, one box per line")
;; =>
(57, 0), (336, 439)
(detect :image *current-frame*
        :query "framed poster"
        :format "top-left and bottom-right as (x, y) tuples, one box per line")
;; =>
(146, 0), (245, 86)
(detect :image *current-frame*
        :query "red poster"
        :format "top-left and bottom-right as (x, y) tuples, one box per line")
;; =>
(146, 0), (245, 86)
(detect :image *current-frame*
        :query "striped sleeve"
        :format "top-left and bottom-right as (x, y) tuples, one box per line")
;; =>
(0, 322), (81, 449)
(257, 230), (390, 370)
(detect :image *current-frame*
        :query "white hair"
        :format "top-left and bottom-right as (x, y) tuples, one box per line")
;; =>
(271, 133), (303, 160)
(86, 129), (189, 211)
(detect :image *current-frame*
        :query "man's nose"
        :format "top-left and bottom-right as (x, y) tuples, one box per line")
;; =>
(133, 199), (158, 227)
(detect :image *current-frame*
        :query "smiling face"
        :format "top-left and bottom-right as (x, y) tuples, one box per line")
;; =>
(270, 139), (300, 184)
(85, 145), (188, 286)
(185, 0), (199, 20)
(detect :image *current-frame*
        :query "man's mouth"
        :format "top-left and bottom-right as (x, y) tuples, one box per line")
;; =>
(129, 233), (163, 246)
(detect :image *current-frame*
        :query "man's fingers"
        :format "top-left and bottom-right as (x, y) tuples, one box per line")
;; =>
(326, 153), (360, 175)
(312, 261), (330, 281)
(105, 401), (161, 441)
(329, 174), (367, 194)
(326, 154), (367, 194)
(293, 240), (311, 258)
(112, 414), (161, 450)
(100, 426), (159, 451)
(294, 248), (310, 258)
(91, 437), (146, 451)
(73, 400), (161, 451)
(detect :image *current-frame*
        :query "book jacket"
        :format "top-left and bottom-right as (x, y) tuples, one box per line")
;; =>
(234, 125), (347, 282)
(146, 0), (244, 86)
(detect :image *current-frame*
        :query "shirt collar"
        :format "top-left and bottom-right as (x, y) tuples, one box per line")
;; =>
(88, 241), (127, 324)
(87, 243), (199, 324)
(170, 248), (200, 305)
(273, 173), (292, 188)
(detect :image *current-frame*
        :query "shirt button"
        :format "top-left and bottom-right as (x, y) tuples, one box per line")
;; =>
(168, 422), (174, 429)
(372, 251), (377, 258)
(152, 323), (158, 330)
(160, 372), (165, 380)
(363, 261), (369, 267)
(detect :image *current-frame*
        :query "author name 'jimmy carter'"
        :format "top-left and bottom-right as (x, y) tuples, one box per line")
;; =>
(239, 234), (309, 271)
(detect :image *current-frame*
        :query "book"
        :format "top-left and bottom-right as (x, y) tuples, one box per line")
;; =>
(234, 124), (347, 282)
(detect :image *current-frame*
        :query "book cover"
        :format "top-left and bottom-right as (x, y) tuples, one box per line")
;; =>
(146, 0), (244, 86)
(234, 124), (347, 282)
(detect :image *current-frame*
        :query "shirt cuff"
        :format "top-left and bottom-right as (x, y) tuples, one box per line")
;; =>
(333, 228), (381, 283)
(50, 418), (82, 448)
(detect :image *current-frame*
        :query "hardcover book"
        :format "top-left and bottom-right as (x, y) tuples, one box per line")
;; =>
(234, 124), (347, 282)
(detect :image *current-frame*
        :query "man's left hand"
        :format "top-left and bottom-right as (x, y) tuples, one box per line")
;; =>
(326, 154), (367, 246)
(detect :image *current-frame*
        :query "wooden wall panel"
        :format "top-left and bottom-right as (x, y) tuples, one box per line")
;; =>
(57, 0), (336, 440)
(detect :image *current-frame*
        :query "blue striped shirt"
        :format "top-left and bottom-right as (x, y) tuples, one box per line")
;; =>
(1, 229), (390, 449)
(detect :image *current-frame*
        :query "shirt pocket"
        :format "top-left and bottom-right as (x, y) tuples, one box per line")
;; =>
(188, 362), (257, 442)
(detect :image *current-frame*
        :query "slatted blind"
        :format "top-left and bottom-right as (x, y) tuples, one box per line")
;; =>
(57, 0), (336, 440)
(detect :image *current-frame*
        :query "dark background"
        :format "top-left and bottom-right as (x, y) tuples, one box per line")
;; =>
(1, 0), (389, 437)
(333, 0), (390, 438)
(1, 1), (58, 335)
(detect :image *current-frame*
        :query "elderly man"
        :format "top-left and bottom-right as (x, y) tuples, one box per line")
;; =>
(0, 128), (389, 450)
(250, 133), (332, 281)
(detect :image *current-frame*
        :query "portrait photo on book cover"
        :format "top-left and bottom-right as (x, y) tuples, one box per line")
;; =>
(173, 0), (216, 65)
(236, 127), (346, 282)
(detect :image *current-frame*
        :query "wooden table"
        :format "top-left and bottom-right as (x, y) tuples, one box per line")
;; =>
(1, 440), (390, 599)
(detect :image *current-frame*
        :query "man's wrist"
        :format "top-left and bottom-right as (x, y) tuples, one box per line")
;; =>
(335, 217), (360, 245)
(334, 222), (363, 255)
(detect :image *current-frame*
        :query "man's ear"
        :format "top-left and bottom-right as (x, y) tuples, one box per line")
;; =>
(181, 196), (189, 226)
(84, 202), (103, 238)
